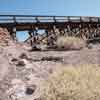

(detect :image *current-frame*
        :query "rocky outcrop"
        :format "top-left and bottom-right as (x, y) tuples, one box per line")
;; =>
(0, 27), (11, 46)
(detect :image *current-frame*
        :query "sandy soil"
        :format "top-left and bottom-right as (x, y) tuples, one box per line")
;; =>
(0, 40), (100, 100)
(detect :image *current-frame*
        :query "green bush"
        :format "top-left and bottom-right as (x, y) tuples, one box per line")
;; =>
(40, 64), (100, 100)
(56, 36), (86, 50)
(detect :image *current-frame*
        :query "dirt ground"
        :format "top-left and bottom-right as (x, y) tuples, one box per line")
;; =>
(0, 40), (100, 100)
(0, 27), (100, 100)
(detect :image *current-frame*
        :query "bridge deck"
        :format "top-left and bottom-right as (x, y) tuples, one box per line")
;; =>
(0, 15), (100, 31)
(1, 15), (100, 47)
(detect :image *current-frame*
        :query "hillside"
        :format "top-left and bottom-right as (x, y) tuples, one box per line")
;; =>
(0, 27), (100, 100)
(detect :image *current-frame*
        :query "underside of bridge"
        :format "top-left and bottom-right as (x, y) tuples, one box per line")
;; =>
(1, 15), (100, 47)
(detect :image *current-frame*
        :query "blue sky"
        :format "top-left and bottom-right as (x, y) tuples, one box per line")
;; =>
(0, 0), (100, 16)
(0, 0), (100, 41)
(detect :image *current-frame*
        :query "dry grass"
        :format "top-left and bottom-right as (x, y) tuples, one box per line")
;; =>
(40, 64), (100, 100)
(56, 36), (86, 50)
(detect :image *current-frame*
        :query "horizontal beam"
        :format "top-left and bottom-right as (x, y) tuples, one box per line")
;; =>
(0, 15), (99, 24)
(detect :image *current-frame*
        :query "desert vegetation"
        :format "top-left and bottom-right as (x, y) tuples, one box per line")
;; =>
(56, 36), (86, 50)
(40, 64), (100, 100)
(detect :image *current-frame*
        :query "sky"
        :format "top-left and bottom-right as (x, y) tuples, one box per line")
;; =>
(0, 0), (100, 41)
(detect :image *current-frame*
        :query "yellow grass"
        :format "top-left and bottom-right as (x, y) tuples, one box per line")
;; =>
(40, 64), (100, 100)
(56, 36), (86, 50)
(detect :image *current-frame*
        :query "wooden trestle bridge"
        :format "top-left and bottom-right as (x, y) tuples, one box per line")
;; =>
(1, 15), (100, 46)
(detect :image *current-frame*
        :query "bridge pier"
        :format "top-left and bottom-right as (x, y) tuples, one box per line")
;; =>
(33, 28), (39, 45)
(28, 28), (40, 47)
(10, 27), (17, 41)
(45, 29), (49, 45)
(28, 30), (33, 46)
(1, 15), (100, 48)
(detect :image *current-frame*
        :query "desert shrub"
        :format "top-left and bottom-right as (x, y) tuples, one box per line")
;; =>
(40, 64), (100, 100)
(56, 36), (86, 50)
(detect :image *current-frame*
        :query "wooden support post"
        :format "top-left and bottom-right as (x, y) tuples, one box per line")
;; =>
(45, 29), (49, 45)
(52, 25), (57, 39)
(34, 27), (39, 44)
(12, 27), (16, 40)
(53, 25), (56, 34)
(29, 28), (39, 47)
(28, 30), (33, 46)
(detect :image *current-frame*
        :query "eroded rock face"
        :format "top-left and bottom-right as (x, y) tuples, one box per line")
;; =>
(0, 27), (11, 46)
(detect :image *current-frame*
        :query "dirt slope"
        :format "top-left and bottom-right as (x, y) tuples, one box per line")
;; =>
(1, 27), (100, 100)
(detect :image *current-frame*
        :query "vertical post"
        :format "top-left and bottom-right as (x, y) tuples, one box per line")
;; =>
(34, 27), (39, 44)
(53, 25), (56, 34)
(28, 30), (33, 46)
(68, 16), (70, 22)
(53, 16), (56, 23)
(35, 17), (39, 23)
(12, 16), (17, 41)
(45, 29), (49, 45)
(12, 27), (16, 40)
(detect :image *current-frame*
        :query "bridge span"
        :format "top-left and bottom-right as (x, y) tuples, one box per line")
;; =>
(0, 15), (100, 46)
(0, 15), (100, 30)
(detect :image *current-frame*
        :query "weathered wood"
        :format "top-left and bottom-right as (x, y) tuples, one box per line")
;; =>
(0, 15), (100, 46)
(10, 27), (16, 40)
